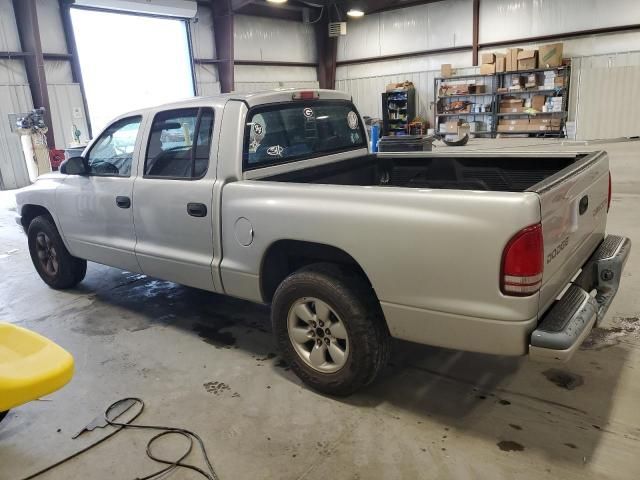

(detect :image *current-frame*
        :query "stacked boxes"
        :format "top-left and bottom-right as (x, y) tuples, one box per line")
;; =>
(506, 48), (521, 72)
(500, 98), (524, 113)
(546, 97), (563, 112)
(480, 53), (496, 75)
(543, 70), (556, 88)
(539, 43), (563, 68)
(517, 50), (538, 70)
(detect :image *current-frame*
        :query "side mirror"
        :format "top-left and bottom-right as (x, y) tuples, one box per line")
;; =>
(59, 156), (88, 175)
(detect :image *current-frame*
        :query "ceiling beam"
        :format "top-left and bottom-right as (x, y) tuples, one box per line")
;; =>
(211, 0), (235, 93)
(12, 0), (55, 148)
(472, 0), (479, 66)
(59, 0), (93, 138)
(315, 11), (337, 89)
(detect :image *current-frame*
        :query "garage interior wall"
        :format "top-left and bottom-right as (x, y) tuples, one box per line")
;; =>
(191, 2), (221, 96)
(336, 0), (640, 140)
(233, 15), (319, 92)
(0, 0), (33, 190)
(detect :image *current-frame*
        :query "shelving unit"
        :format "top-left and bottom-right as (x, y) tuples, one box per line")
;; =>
(433, 72), (496, 137)
(382, 87), (416, 136)
(433, 66), (570, 138)
(495, 66), (570, 137)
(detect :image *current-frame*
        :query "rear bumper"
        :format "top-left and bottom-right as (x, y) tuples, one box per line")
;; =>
(529, 234), (631, 362)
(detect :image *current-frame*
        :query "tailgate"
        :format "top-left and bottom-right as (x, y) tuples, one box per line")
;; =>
(532, 151), (609, 314)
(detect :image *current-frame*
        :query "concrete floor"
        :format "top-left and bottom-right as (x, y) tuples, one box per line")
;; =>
(0, 138), (638, 480)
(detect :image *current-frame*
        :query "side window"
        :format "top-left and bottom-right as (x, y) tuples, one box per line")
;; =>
(86, 116), (141, 177)
(144, 107), (214, 179)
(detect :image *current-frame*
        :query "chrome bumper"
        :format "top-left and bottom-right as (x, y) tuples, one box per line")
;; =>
(529, 235), (631, 362)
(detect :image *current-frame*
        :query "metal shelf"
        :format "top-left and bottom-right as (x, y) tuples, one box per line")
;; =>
(496, 88), (565, 95)
(500, 66), (569, 75)
(438, 92), (493, 98)
(497, 130), (564, 135)
(436, 73), (496, 81)
(496, 111), (566, 117)
(437, 112), (493, 116)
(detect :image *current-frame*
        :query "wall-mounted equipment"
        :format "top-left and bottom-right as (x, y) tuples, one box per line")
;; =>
(328, 22), (347, 37)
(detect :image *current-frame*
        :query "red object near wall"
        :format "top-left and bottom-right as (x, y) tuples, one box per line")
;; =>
(49, 149), (65, 171)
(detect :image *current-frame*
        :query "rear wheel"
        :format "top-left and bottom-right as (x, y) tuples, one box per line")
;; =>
(272, 263), (390, 396)
(28, 215), (87, 289)
(0, 411), (8, 423)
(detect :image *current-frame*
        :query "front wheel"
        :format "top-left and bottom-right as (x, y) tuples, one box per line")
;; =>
(27, 215), (87, 289)
(272, 263), (390, 396)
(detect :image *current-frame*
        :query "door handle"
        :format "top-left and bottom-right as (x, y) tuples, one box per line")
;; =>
(116, 196), (131, 209)
(187, 202), (207, 217)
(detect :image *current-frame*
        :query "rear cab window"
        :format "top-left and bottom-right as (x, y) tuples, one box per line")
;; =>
(243, 101), (366, 170)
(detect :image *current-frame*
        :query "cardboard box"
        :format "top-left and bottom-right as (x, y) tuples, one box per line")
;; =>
(480, 63), (496, 75)
(531, 95), (546, 111)
(517, 50), (538, 70)
(468, 84), (487, 94)
(539, 43), (563, 68)
(530, 118), (561, 127)
(441, 64), (453, 78)
(500, 106), (524, 113)
(481, 53), (495, 64)
(554, 77), (565, 87)
(500, 98), (524, 106)
(506, 48), (522, 71)
(497, 124), (525, 132)
(495, 55), (506, 73)
(499, 119), (530, 126)
(442, 120), (462, 133)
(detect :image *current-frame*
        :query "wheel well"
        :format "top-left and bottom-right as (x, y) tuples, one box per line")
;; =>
(20, 204), (52, 230)
(260, 240), (374, 303)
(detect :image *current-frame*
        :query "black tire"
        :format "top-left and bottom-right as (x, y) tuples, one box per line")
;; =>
(272, 263), (390, 396)
(28, 215), (87, 289)
(0, 411), (7, 423)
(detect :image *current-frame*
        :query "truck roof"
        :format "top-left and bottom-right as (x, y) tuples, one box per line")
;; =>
(116, 89), (353, 120)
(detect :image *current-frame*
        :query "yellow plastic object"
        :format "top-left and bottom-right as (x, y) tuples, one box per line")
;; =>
(0, 323), (74, 412)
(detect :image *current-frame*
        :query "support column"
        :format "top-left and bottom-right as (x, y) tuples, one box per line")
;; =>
(315, 13), (337, 90)
(211, 0), (234, 93)
(13, 0), (55, 147)
(59, 0), (93, 138)
(472, 0), (480, 66)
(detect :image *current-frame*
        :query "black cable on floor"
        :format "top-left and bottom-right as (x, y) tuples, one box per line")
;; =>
(19, 398), (219, 480)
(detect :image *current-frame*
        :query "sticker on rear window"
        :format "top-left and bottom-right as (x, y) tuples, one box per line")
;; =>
(267, 145), (284, 157)
(253, 123), (264, 135)
(303, 107), (314, 118)
(347, 111), (358, 130)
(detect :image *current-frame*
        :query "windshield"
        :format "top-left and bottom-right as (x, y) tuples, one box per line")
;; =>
(243, 101), (366, 170)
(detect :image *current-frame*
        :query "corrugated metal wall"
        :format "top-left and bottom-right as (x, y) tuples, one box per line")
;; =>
(234, 15), (318, 93)
(336, 0), (640, 139)
(0, 0), (32, 189)
(0, 61), (33, 190)
(191, 4), (221, 96)
(571, 51), (640, 139)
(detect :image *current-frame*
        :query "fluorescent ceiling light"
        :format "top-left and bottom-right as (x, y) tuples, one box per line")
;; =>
(266, 0), (288, 3)
(347, 9), (365, 17)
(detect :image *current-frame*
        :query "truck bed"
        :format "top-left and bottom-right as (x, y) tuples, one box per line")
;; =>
(262, 153), (584, 192)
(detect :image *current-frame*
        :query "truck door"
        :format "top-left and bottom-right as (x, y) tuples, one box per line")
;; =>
(56, 115), (143, 272)
(132, 106), (218, 291)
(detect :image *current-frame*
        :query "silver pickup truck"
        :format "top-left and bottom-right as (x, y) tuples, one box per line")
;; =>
(16, 89), (630, 395)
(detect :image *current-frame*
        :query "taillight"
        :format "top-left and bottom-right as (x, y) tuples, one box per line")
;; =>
(607, 172), (612, 212)
(501, 223), (544, 296)
(293, 91), (319, 100)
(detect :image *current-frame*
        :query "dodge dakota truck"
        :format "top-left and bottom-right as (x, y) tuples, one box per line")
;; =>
(15, 89), (631, 395)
